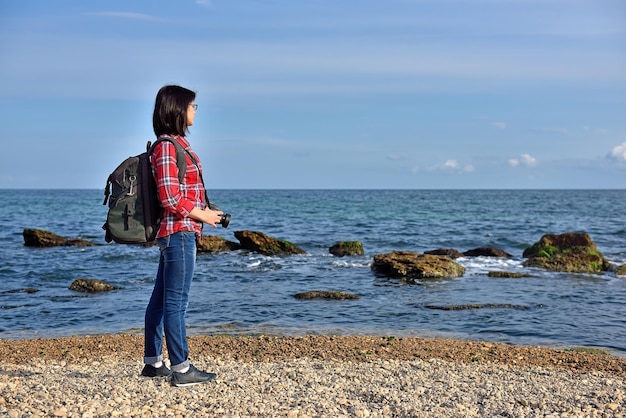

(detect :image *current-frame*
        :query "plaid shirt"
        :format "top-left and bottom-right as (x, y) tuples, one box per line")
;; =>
(150, 135), (206, 239)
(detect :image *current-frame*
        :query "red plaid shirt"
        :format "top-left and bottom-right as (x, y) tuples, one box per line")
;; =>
(150, 135), (206, 239)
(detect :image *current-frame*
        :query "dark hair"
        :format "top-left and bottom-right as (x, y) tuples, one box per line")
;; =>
(152, 85), (196, 137)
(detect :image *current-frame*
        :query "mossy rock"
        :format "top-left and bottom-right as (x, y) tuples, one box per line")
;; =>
(615, 264), (626, 276)
(0, 288), (38, 295)
(371, 251), (465, 282)
(23, 228), (97, 248)
(424, 303), (527, 310)
(329, 241), (364, 257)
(294, 290), (360, 300)
(197, 235), (240, 253)
(69, 278), (120, 293)
(234, 230), (306, 256)
(522, 232), (609, 273)
(488, 271), (534, 278)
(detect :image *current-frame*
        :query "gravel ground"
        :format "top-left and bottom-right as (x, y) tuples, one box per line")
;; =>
(0, 335), (624, 417)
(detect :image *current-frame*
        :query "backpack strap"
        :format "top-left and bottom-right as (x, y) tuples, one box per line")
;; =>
(147, 136), (187, 183)
(103, 176), (111, 205)
(148, 136), (211, 208)
(184, 148), (214, 209)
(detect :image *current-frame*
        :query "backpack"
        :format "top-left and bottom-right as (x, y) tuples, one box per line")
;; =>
(102, 136), (186, 244)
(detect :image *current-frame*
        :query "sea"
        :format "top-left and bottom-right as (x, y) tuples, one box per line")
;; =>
(1, 189), (625, 356)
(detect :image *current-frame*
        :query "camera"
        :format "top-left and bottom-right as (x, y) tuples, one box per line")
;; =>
(209, 202), (231, 228)
(218, 213), (231, 228)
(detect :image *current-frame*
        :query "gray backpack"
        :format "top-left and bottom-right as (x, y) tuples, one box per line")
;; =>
(102, 137), (186, 244)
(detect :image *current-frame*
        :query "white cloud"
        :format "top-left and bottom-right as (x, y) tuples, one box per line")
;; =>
(609, 142), (626, 162)
(521, 154), (538, 167)
(436, 160), (475, 173)
(583, 126), (609, 135)
(441, 160), (458, 169)
(509, 153), (538, 168)
(463, 164), (475, 172)
(491, 121), (507, 129)
(84, 12), (165, 22)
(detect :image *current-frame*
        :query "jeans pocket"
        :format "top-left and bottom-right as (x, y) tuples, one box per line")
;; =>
(157, 235), (170, 251)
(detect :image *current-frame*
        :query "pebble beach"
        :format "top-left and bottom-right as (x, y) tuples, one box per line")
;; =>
(0, 335), (624, 417)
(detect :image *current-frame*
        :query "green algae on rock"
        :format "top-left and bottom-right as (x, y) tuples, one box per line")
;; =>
(371, 251), (465, 282)
(522, 232), (610, 273)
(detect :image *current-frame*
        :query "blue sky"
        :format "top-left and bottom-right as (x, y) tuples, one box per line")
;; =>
(1, 0), (625, 189)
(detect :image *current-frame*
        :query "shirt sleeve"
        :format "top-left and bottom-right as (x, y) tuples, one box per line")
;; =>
(151, 141), (196, 217)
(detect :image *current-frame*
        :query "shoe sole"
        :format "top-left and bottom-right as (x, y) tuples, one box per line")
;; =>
(172, 375), (216, 387)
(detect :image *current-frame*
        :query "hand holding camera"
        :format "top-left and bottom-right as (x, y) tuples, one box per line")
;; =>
(208, 202), (231, 228)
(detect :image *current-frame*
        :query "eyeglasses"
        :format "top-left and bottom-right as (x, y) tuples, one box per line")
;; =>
(190, 104), (198, 110)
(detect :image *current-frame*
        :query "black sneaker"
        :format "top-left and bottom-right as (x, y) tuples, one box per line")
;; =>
(171, 364), (217, 387)
(141, 364), (172, 378)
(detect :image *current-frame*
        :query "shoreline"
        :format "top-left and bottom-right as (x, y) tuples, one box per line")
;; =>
(1, 334), (625, 417)
(1, 334), (625, 375)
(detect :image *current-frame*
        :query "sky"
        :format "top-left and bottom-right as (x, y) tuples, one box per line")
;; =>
(1, 0), (625, 189)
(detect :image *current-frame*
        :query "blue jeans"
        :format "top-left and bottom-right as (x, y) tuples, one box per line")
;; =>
(144, 231), (196, 372)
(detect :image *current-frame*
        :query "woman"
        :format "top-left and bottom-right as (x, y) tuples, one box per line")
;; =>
(141, 85), (223, 387)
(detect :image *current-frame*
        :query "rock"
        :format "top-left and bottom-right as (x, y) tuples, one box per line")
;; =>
(488, 271), (533, 278)
(424, 303), (527, 310)
(424, 248), (463, 259)
(463, 247), (511, 258)
(52, 406), (68, 417)
(329, 241), (364, 257)
(233, 230), (306, 256)
(522, 232), (610, 273)
(0, 288), (38, 294)
(69, 278), (120, 293)
(371, 251), (465, 282)
(23, 228), (97, 248)
(615, 264), (626, 276)
(294, 290), (360, 300)
(197, 235), (240, 253)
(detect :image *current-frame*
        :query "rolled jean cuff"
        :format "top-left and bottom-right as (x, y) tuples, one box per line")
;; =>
(171, 359), (190, 372)
(143, 354), (163, 365)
